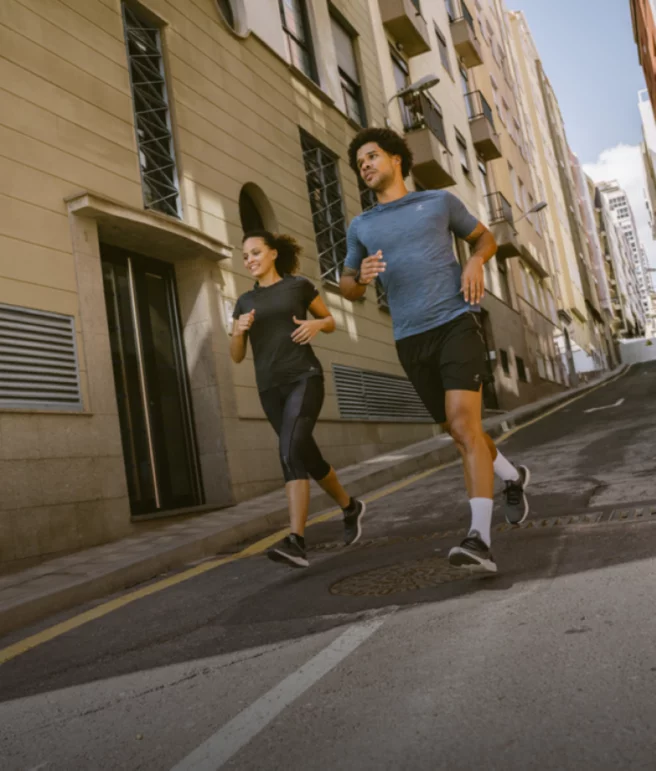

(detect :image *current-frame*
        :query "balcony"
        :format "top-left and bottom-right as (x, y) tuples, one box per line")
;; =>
(486, 192), (520, 259)
(450, 1), (483, 68)
(379, 0), (431, 57)
(465, 91), (502, 161)
(400, 92), (456, 189)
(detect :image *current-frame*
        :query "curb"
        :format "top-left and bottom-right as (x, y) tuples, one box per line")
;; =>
(0, 365), (628, 639)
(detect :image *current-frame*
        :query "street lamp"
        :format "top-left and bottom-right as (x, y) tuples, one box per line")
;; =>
(514, 200), (548, 224)
(386, 74), (440, 117)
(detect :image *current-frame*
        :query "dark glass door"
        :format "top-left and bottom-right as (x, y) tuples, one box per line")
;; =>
(101, 246), (202, 516)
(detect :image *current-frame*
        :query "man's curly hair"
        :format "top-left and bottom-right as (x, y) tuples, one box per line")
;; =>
(348, 128), (414, 178)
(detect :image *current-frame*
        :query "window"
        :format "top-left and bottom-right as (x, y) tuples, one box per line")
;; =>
(478, 159), (490, 197)
(122, 3), (181, 218)
(331, 14), (366, 126)
(518, 178), (526, 211)
(459, 64), (469, 97)
(358, 176), (377, 211)
(520, 267), (529, 298)
(435, 24), (452, 77)
(516, 356), (527, 382)
(239, 188), (264, 232)
(498, 260), (512, 307)
(216, 0), (236, 29)
(300, 130), (347, 284)
(500, 349), (510, 375)
(509, 163), (519, 203)
(445, 0), (456, 22)
(391, 50), (412, 127)
(279, 0), (317, 82)
(456, 130), (470, 177)
(512, 118), (521, 146)
(500, 98), (509, 126)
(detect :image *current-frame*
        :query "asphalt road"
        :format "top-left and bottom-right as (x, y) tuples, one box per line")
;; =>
(1, 362), (656, 770)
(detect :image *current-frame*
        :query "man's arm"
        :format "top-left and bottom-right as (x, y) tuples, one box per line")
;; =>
(340, 252), (387, 300)
(340, 266), (368, 301)
(465, 221), (497, 264)
(460, 222), (497, 305)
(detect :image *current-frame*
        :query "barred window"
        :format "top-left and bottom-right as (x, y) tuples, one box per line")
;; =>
(122, 3), (180, 218)
(301, 131), (348, 285)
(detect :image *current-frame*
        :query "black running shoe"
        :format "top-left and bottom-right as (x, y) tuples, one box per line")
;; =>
(448, 531), (497, 574)
(267, 534), (308, 568)
(343, 499), (366, 546)
(501, 465), (531, 526)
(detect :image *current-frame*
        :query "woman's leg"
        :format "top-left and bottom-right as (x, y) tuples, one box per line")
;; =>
(316, 467), (350, 509)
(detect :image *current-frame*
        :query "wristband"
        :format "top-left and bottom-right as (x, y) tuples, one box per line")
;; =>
(355, 269), (367, 286)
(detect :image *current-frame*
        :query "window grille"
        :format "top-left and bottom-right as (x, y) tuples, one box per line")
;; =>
(122, 3), (180, 218)
(301, 131), (348, 285)
(0, 304), (82, 411)
(333, 364), (432, 422)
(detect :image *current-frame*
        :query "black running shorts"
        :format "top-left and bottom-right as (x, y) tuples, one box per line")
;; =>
(396, 312), (487, 425)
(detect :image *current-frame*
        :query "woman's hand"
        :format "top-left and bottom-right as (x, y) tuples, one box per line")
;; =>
(236, 309), (255, 335)
(291, 316), (325, 345)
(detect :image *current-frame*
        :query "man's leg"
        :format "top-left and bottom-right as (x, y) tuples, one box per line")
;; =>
(449, 427), (530, 524)
(443, 389), (495, 558)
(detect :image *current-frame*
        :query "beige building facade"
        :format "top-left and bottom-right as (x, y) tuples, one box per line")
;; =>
(1, 0), (611, 566)
(1, 0), (443, 566)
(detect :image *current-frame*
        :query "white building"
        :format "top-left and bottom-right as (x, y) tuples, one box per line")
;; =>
(597, 187), (646, 337)
(599, 182), (651, 329)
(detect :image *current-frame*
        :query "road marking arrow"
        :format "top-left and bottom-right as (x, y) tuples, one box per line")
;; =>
(584, 398), (625, 414)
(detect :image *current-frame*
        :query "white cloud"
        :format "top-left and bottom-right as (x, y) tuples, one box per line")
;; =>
(583, 144), (656, 275)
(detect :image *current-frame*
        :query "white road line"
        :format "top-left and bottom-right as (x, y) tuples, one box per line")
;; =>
(171, 618), (386, 771)
(584, 398), (625, 414)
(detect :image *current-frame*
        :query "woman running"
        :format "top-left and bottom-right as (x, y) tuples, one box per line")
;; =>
(230, 230), (366, 568)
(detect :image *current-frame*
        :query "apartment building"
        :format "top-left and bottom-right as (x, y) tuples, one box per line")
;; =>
(2, 0), (452, 565)
(630, 0), (656, 119)
(595, 184), (646, 338)
(0, 0), (615, 565)
(601, 182), (652, 330)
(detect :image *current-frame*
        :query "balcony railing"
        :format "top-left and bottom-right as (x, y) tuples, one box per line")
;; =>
(464, 90), (495, 127)
(486, 192), (514, 227)
(400, 92), (448, 149)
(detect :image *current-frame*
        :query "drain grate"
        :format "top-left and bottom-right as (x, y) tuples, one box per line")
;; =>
(312, 507), (656, 554)
(329, 556), (470, 597)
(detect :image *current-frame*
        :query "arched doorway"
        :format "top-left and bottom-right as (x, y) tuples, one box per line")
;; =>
(239, 183), (277, 234)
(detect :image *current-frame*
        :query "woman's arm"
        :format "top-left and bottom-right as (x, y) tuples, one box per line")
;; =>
(230, 311), (255, 362)
(291, 295), (335, 344)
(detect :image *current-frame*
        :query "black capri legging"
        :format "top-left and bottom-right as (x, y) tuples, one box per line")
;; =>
(259, 376), (331, 482)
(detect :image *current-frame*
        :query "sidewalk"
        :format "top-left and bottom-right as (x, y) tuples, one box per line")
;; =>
(0, 366), (627, 637)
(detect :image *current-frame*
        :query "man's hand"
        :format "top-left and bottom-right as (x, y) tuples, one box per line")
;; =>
(291, 317), (324, 345)
(236, 309), (255, 335)
(461, 255), (485, 305)
(357, 250), (387, 285)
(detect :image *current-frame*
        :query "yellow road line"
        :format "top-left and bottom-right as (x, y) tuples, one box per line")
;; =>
(0, 366), (629, 666)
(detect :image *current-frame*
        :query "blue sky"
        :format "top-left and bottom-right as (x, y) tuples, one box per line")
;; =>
(513, 0), (646, 165)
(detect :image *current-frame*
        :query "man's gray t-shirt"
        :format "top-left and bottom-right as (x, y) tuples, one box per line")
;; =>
(344, 190), (480, 341)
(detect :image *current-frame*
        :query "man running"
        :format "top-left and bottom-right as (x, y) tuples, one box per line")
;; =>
(340, 128), (530, 573)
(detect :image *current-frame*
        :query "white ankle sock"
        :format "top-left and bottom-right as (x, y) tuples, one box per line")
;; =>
(469, 498), (494, 546)
(493, 451), (520, 482)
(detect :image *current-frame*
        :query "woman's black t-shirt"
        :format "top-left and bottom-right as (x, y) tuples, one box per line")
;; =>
(233, 275), (323, 392)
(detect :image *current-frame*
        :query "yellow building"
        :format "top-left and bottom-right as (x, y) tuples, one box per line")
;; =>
(1, 0), (442, 565)
(1, 0), (603, 565)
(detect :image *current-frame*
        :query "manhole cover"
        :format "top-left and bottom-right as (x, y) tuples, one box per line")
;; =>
(329, 556), (472, 597)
